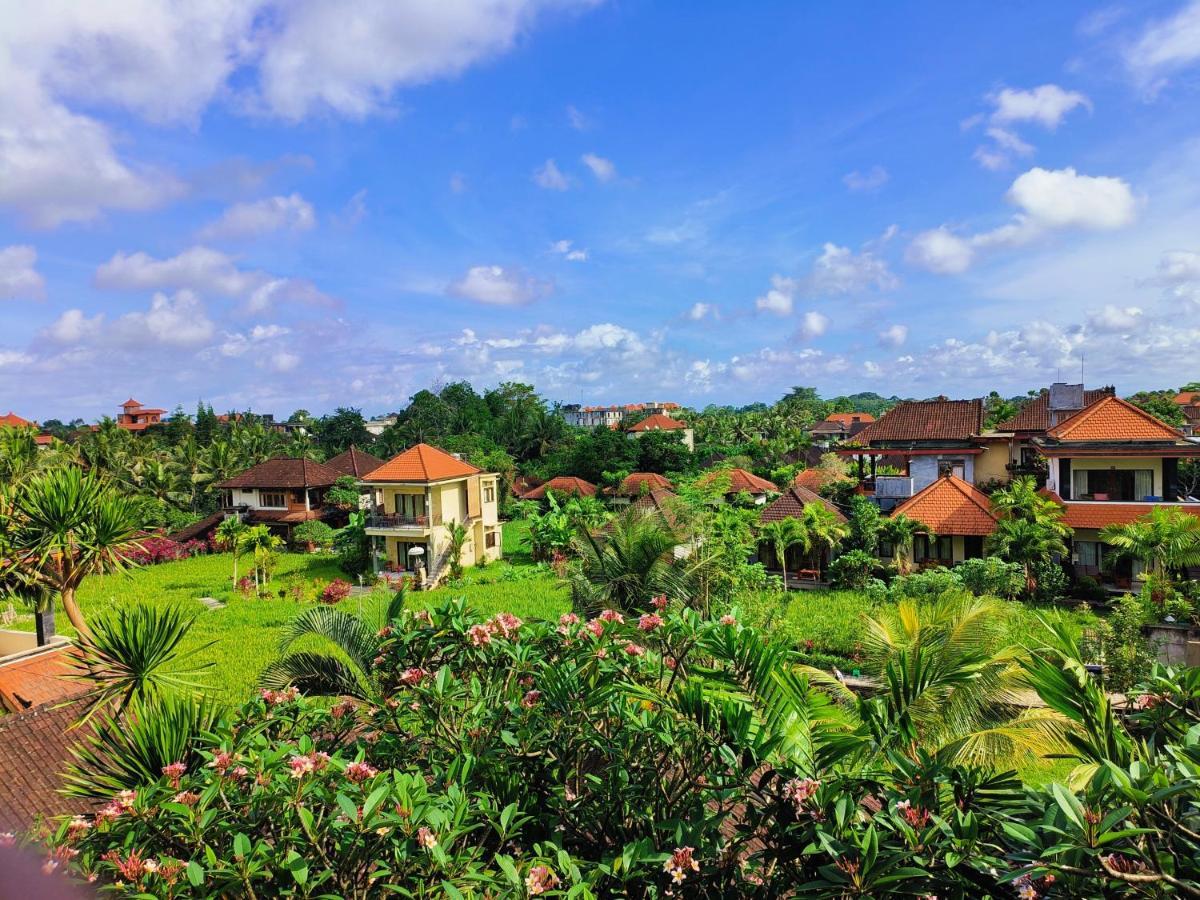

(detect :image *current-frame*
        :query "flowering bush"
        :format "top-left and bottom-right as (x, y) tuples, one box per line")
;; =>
(320, 578), (352, 604)
(38, 599), (1200, 897)
(126, 536), (190, 566)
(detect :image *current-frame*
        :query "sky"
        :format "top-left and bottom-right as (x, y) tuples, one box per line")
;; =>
(2, 1), (1200, 421)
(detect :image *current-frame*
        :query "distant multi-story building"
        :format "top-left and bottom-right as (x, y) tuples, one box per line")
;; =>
(115, 398), (167, 431)
(561, 401), (681, 429)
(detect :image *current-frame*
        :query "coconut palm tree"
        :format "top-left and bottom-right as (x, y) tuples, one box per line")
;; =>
(990, 475), (1070, 537)
(987, 517), (1068, 594)
(238, 524), (283, 590)
(1101, 506), (1200, 581)
(3, 467), (142, 636)
(794, 501), (849, 574)
(568, 507), (691, 614)
(759, 518), (805, 587)
(879, 513), (925, 574)
(214, 516), (247, 584)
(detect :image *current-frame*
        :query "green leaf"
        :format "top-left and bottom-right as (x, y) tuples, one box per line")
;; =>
(186, 860), (204, 887)
(233, 832), (251, 860)
(1051, 783), (1087, 833)
(496, 855), (520, 885)
(336, 792), (359, 823)
(286, 850), (309, 885)
(440, 881), (465, 900)
(363, 784), (389, 820)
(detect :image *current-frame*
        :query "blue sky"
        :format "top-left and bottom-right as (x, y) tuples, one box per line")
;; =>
(2, 1), (1200, 420)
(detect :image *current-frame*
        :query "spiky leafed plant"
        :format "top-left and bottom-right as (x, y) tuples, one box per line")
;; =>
(214, 515), (247, 583)
(1100, 505), (1200, 581)
(5, 466), (142, 636)
(987, 517), (1068, 594)
(759, 518), (806, 587)
(879, 513), (925, 575)
(568, 506), (692, 615)
(446, 520), (470, 580)
(238, 523), (282, 589)
(259, 589), (408, 700)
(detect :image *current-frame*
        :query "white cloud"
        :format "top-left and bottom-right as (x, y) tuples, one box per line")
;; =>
(332, 189), (367, 228)
(755, 275), (796, 315)
(551, 239), (588, 261)
(990, 85), (1092, 128)
(566, 104), (589, 130)
(533, 159), (569, 190)
(686, 302), (717, 321)
(112, 290), (215, 347)
(1153, 249), (1200, 306)
(878, 323), (909, 347)
(798, 310), (829, 340)
(0, 350), (34, 368)
(268, 351), (301, 372)
(199, 193), (316, 239)
(1125, 1), (1200, 93)
(0, 246), (46, 300)
(1087, 304), (1143, 333)
(809, 242), (898, 295)
(581, 153), (616, 182)
(44, 308), (104, 343)
(906, 227), (976, 274)
(448, 265), (550, 306)
(842, 165), (889, 192)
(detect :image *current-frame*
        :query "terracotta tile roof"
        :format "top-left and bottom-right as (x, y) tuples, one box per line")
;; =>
(367, 443), (482, 483)
(1045, 395), (1184, 442)
(247, 509), (339, 524)
(698, 467), (778, 495)
(325, 446), (386, 479)
(0, 646), (85, 714)
(996, 387), (1114, 432)
(760, 485), (847, 524)
(846, 399), (983, 445)
(0, 412), (36, 428)
(1174, 391), (1200, 406)
(632, 488), (681, 526)
(511, 475), (541, 497)
(216, 457), (342, 489)
(121, 398), (142, 407)
(520, 476), (597, 500)
(793, 468), (849, 491)
(627, 413), (688, 432)
(1057, 502), (1200, 530)
(824, 412), (875, 426)
(614, 472), (674, 496)
(168, 511), (225, 543)
(34, 434), (54, 446)
(0, 697), (94, 831)
(891, 474), (997, 536)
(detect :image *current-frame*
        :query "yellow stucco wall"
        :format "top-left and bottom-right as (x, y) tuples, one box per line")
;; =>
(974, 439), (1014, 484)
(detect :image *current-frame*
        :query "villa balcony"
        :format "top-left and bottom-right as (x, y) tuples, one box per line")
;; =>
(365, 512), (441, 533)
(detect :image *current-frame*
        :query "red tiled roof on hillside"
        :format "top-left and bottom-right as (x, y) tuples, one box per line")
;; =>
(996, 387), (1114, 432)
(614, 472), (674, 496)
(793, 468), (849, 492)
(632, 488), (681, 526)
(0, 412), (36, 428)
(760, 485), (847, 524)
(0, 646), (84, 714)
(627, 413), (688, 432)
(362, 443), (481, 483)
(846, 399), (983, 445)
(891, 474), (997, 536)
(0, 697), (94, 831)
(1045, 395), (1184, 442)
(520, 476), (597, 500)
(325, 446), (386, 479)
(824, 412), (875, 426)
(1174, 391), (1200, 406)
(217, 457), (342, 489)
(699, 467), (777, 495)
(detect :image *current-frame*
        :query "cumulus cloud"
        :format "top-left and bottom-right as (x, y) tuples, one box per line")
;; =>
(878, 323), (909, 347)
(581, 153), (616, 182)
(1152, 249), (1200, 305)
(842, 165), (889, 192)
(44, 309), (104, 343)
(93, 246), (335, 312)
(448, 265), (551, 306)
(1125, 0), (1200, 93)
(809, 242), (898, 295)
(755, 275), (797, 315)
(1087, 304), (1143, 333)
(110, 291), (216, 347)
(798, 311), (830, 340)
(907, 167), (1138, 274)
(686, 302), (717, 321)
(969, 84), (1090, 169)
(551, 240), (588, 261)
(199, 193), (316, 239)
(533, 159), (569, 190)
(0, 246), (46, 300)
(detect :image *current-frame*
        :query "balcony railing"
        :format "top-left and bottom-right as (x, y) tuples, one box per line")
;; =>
(873, 476), (914, 500)
(366, 513), (440, 530)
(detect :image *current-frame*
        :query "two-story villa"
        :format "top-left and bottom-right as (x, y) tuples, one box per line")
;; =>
(115, 398), (167, 431)
(361, 443), (502, 583)
(1032, 395), (1200, 581)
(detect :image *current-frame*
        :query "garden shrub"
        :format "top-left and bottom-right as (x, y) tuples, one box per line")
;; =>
(320, 578), (352, 604)
(889, 566), (964, 601)
(1073, 575), (1108, 604)
(127, 536), (190, 566)
(956, 557), (1024, 600)
(1031, 559), (1069, 603)
(827, 549), (878, 590)
(293, 519), (336, 550)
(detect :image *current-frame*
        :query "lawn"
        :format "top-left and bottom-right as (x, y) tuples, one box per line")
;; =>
(9, 520), (567, 702)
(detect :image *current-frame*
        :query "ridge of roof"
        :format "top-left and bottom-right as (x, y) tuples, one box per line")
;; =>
(995, 387), (1114, 432)
(367, 443), (482, 482)
(846, 398), (983, 445)
(627, 413), (687, 432)
(216, 456), (343, 489)
(891, 474), (997, 536)
(326, 445), (387, 478)
(760, 484), (847, 523)
(1045, 395), (1184, 442)
(519, 475), (597, 499)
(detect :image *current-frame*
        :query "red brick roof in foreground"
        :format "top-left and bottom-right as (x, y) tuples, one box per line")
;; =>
(627, 413), (688, 432)
(1045, 395), (1184, 442)
(520, 476), (597, 500)
(0, 646), (85, 714)
(614, 472), (674, 496)
(217, 457), (342, 489)
(846, 399), (983, 445)
(760, 485), (847, 524)
(367, 443), (482, 483)
(0, 697), (93, 831)
(891, 474), (997, 536)
(996, 387), (1114, 432)
(325, 446), (386, 479)
(1057, 502), (1200, 530)
(699, 467), (778, 495)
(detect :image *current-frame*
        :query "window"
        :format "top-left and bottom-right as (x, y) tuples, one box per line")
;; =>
(484, 484), (495, 503)
(1075, 540), (1100, 569)
(259, 490), (286, 508)
(915, 535), (952, 562)
(1072, 468), (1154, 502)
(485, 530), (498, 549)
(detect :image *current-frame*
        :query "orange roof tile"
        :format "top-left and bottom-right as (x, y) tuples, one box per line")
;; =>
(793, 468), (849, 491)
(520, 476), (597, 499)
(325, 446), (387, 478)
(699, 467), (778, 495)
(997, 387), (1114, 432)
(1059, 502), (1200, 530)
(614, 472), (674, 496)
(1046, 395), (1183, 442)
(367, 443), (482, 482)
(824, 412), (875, 425)
(891, 474), (997, 536)
(627, 413), (688, 432)
(760, 485), (847, 523)
(0, 646), (84, 714)
(0, 412), (35, 428)
(1174, 391), (1200, 406)
(847, 398), (983, 445)
(0, 696), (94, 831)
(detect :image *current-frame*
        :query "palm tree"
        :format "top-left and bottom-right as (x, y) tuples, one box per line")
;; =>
(238, 524), (282, 590)
(795, 502), (849, 574)
(446, 520), (470, 580)
(3, 467), (142, 636)
(987, 517), (1067, 594)
(759, 518), (805, 587)
(568, 507), (691, 614)
(214, 516), (247, 584)
(990, 475), (1070, 538)
(1101, 506), (1200, 581)
(879, 513), (925, 574)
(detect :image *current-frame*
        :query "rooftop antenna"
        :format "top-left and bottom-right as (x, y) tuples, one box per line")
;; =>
(1080, 351), (1084, 386)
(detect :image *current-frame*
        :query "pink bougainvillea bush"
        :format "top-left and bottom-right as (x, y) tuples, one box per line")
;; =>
(320, 578), (352, 604)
